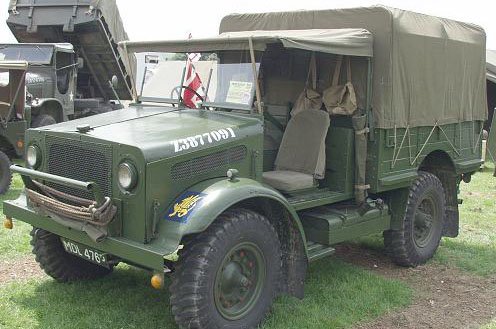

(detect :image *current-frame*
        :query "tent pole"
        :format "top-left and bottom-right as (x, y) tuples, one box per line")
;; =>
(248, 37), (263, 115)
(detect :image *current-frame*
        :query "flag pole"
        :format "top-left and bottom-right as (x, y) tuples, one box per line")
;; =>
(248, 37), (263, 115)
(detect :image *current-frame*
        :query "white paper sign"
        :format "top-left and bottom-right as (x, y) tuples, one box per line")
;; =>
(225, 81), (253, 105)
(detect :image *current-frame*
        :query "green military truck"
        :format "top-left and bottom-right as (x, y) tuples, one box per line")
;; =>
(3, 6), (487, 329)
(0, 0), (132, 193)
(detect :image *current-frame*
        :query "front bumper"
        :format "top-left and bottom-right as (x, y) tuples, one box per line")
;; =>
(5, 195), (166, 271)
(5, 165), (167, 271)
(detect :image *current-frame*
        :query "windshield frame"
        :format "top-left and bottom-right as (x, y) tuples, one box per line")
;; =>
(135, 48), (263, 114)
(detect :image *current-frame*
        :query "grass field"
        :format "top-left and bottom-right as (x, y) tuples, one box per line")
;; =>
(0, 162), (494, 329)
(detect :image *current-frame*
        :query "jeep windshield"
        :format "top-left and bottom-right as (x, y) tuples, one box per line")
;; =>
(0, 45), (53, 64)
(137, 51), (260, 111)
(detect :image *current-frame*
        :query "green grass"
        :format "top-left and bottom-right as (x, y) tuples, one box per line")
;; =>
(482, 319), (496, 329)
(0, 259), (412, 329)
(0, 173), (32, 261)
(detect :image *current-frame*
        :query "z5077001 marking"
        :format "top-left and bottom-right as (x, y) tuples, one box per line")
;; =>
(171, 128), (236, 153)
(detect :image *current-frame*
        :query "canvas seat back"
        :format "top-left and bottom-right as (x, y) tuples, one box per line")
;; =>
(274, 109), (330, 179)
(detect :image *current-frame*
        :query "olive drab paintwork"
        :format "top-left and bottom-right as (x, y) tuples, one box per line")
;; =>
(148, 177), (308, 258)
(2, 9), (486, 323)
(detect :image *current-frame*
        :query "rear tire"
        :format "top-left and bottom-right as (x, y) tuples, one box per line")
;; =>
(0, 150), (12, 195)
(32, 114), (56, 128)
(170, 208), (281, 329)
(386, 171), (446, 267)
(30, 228), (112, 282)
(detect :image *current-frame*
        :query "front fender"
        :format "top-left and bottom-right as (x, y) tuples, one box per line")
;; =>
(31, 98), (63, 110)
(148, 177), (307, 257)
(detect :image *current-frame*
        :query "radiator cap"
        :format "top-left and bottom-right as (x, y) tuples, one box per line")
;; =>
(76, 124), (92, 133)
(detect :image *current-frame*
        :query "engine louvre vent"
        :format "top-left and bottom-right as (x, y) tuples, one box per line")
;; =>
(171, 145), (247, 180)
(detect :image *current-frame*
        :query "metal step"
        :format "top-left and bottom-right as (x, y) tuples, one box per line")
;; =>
(306, 241), (335, 262)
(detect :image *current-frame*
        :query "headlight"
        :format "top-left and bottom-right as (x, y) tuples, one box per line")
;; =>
(118, 162), (138, 190)
(26, 145), (41, 168)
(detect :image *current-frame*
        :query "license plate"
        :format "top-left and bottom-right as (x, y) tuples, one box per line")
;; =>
(61, 238), (110, 268)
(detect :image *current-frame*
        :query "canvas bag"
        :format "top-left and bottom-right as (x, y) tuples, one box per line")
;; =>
(291, 52), (322, 116)
(323, 56), (357, 115)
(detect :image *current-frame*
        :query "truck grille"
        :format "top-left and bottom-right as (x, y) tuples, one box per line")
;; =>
(46, 135), (112, 200)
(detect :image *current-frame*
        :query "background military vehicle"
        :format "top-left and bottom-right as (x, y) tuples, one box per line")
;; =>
(3, 6), (487, 329)
(0, 0), (132, 193)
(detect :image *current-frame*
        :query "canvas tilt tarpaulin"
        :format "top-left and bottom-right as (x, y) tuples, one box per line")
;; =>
(121, 28), (373, 98)
(220, 6), (488, 129)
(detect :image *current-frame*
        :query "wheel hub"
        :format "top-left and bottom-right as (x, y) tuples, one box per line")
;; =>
(214, 242), (265, 320)
(413, 196), (438, 247)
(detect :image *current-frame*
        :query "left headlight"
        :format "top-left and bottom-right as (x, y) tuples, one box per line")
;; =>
(26, 145), (41, 169)
(118, 162), (138, 191)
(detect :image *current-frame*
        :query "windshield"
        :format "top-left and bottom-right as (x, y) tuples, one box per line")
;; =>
(137, 51), (260, 110)
(0, 45), (53, 64)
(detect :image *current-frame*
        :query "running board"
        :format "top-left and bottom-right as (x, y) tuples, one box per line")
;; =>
(307, 241), (335, 262)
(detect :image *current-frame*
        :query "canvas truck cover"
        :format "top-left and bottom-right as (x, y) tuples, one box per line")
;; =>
(7, 0), (132, 100)
(121, 28), (373, 99)
(220, 6), (488, 129)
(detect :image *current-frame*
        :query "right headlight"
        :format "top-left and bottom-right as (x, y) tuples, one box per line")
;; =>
(118, 162), (138, 191)
(26, 145), (41, 169)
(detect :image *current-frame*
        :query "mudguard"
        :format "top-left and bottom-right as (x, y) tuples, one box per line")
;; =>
(149, 177), (307, 257)
(31, 98), (63, 110)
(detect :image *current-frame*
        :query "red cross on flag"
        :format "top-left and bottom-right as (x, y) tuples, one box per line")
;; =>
(183, 58), (206, 108)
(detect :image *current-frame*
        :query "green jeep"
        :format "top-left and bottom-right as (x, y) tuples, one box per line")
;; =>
(3, 7), (487, 329)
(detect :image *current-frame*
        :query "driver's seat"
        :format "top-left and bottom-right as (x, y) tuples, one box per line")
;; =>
(262, 109), (330, 192)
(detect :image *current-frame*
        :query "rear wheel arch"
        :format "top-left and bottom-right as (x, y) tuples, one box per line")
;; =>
(385, 149), (460, 250)
(419, 149), (456, 175)
(419, 149), (459, 237)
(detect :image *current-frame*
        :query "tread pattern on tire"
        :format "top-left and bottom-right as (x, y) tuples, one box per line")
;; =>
(386, 171), (446, 267)
(169, 208), (281, 329)
(30, 228), (112, 282)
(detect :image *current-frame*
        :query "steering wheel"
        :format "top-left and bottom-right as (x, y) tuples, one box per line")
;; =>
(170, 85), (205, 108)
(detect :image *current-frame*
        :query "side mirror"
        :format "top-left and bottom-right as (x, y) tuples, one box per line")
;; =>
(77, 58), (84, 69)
(111, 75), (119, 89)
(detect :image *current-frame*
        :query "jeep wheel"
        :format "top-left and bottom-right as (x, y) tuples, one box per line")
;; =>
(32, 114), (56, 128)
(30, 228), (112, 282)
(0, 150), (12, 194)
(170, 209), (281, 329)
(386, 171), (446, 267)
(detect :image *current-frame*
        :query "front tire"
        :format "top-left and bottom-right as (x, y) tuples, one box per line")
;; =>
(30, 228), (112, 282)
(0, 150), (12, 194)
(386, 171), (446, 267)
(170, 209), (281, 329)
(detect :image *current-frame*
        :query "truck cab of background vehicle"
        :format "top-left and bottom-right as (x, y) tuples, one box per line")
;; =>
(3, 6), (487, 329)
(0, 43), (78, 124)
(0, 43), (79, 193)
